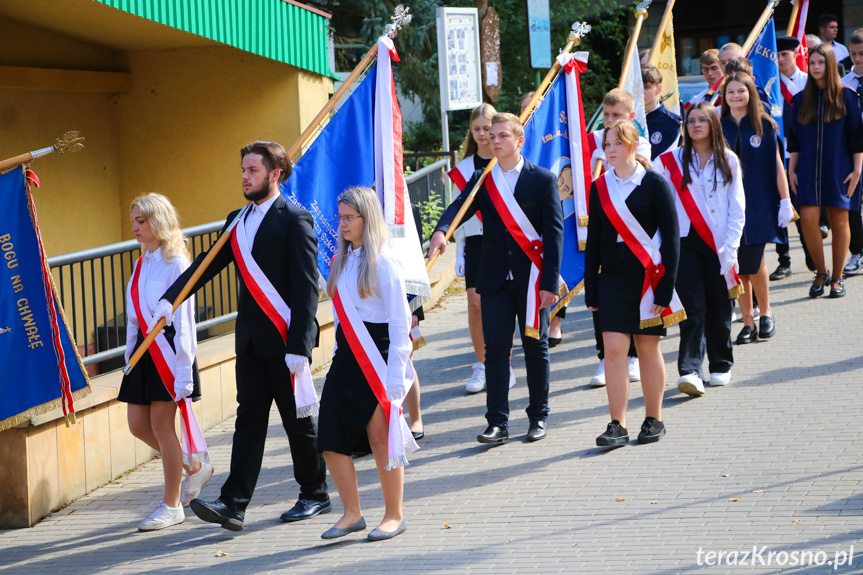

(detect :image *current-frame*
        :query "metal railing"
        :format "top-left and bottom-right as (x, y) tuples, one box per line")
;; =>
(52, 160), (450, 372)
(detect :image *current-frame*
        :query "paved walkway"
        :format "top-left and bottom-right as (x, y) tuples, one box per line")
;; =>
(2, 239), (862, 574)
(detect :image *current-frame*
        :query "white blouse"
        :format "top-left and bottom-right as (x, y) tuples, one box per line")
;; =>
(333, 245), (412, 393)
(657, 148), (746, 251)
(608, 163), (647, 243)
(124, 247), (197, 384)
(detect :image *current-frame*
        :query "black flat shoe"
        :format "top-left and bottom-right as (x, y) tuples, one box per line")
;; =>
(758, 314), (776, 339)
(280, 498), (332, 523)
(189, 498), (245, 531)
(809, 271), (829, 298)
(596, 420), (629, 446)
(830, 277), (846, 298)
(411, 429), (425, 441)
(735, 324), (757, 344)
(526, 421), (547, 442)
(548, 336), (563, 348)
(477, 424), (508, 444)
(637, 417), (666, 444)
(769, 265), (792, 281)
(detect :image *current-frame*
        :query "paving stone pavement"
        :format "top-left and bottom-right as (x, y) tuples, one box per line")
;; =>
(1, 239), (862, 574)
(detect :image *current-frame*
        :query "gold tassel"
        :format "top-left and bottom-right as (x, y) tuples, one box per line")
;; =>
(525, 326), (541, 340)
(578, 240), (587, 251)
(578, 215), (589, 226)
(792, 208), (800, 222)
(550, 280), (584, 318)
(662, 309), (687, 327)
(639, 316), (664, 329)
(412, 336), (427, 352)
(728, 283), (745, 299)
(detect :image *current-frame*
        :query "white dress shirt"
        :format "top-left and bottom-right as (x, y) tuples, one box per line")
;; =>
(785, 68), (808, 93)
(841, 71), (863, 121)
(608, 163), (647, 243)
(828, 40), (850, 64)
(499, 157), (525, 280)
(124, 247), (197, 384)
(656, 148), (746, 251)
(244, 193), (279, 246)
(333, 245), (412, 393)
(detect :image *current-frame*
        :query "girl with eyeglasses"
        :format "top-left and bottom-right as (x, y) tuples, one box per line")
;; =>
(656, 102), (746, 397)
(787, 44), (863, 298)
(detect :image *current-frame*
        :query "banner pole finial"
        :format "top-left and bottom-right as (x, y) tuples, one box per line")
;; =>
(387, 5), (412, 38)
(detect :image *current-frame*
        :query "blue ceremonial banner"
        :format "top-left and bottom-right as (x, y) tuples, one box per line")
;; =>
(0, 169), (89, 431)
(749, 17), (785, 142)
(282, 70), (377, 280)
(521, 75), (586, 311)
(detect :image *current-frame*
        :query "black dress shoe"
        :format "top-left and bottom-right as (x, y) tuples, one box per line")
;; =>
(548, 336), (563, 348)
(769, 265), (792, 281)
(477, 424), (508, 444)
(411, 429), (425, 441)
(758, 315), (776, 339)
(809, 271), (829, 298)
(526, 421), (547, 442)
(189, 498), (244, 532)
(735, 324), (757, 344)
(596, 420), (629, 446)
(829, 278), (846, 298)
(280, 498), (332, 523)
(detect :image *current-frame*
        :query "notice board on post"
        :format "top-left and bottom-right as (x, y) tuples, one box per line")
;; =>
(436, 7), (484, 111)
(526, 0), (551, 69)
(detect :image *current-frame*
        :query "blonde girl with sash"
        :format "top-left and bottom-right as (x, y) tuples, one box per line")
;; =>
(318, 186), (418, 541)
(585, 121), (683, 447)
(657, 102), (746, 397)
(120, 193), (212, 531)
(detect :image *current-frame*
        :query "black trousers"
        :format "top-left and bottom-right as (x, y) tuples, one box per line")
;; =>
(220, 354), (328, 513)
(481, 280), (550, 429)
(676, 233), (733, 379)
(850, 206), (863, 255)
(592, 311), (637, 360)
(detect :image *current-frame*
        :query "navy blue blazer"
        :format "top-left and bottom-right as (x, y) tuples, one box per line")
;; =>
(435, 159), (564, 296)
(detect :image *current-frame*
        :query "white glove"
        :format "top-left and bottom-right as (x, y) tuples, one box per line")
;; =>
(590, 148), (605, 172)
(455, 254), (466, 277)
(174, 380), (194, 401)
(719, 246), (738, 276)
(152, 299), (175, 327)
(777, 198), (794, 228)
(285, 353), (309, 375)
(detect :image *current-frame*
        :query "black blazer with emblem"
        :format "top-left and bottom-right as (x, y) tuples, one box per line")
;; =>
(434, 159), (564, 296)
(162, 195), (319, 359)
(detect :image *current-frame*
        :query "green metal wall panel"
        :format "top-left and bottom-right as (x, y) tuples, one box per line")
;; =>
(93, 0), (335, 78)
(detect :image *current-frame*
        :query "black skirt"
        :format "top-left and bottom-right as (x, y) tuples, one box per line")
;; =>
(317, 322), (389, 455)
(463, 235), (482, 289)
(597, 245), (666, 336)
(118, 326), (202, 405)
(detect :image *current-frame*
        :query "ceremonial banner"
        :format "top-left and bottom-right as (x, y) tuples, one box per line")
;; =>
(789, 0), (809, 73)
(0, 168), (90, 431)
(282, 49), (430, 309)
(621, 49), (649, 138)
(651, 9), (680, 114)
(521, 68), (587, 316)
(748, 17), (785, 142)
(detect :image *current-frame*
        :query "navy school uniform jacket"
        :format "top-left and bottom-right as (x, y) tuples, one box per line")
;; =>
(646, 103), (682, 160)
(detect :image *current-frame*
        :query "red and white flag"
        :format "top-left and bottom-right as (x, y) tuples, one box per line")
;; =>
(790, 0), (809, 73)
(447, 156), (476, 192)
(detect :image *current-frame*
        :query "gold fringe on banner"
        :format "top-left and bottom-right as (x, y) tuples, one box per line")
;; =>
(0, 384), (91, 432)
(525, 326), (541, 340)
(578, 240), (587, 251)
(639, 316), (664, 329)
(578, 215), (589, 226)
(550, 280), (584, 319)
(728, 283), (745, 299)
(412, 336), (427, 352)
(662, 309), (687, 328)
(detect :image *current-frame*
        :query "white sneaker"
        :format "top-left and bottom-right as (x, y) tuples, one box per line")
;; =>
(589, 360), (606, 387)
(138, 502), (184, 532)
(677, 373), (705, 397)
(509, 367), (517, 389)
(627, 357), (641, 382)
(466, 362), (486, 394)
(709, 372), (731, 386)
(180, 461), (214, 507)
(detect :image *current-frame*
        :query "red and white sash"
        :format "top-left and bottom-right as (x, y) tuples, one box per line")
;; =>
(374, 35), (406, 237)
(332, 278), (419, 470)
(595, 172), (686, 328)
(231, 208), (319, 418)
(447, 155), (476, 192)
(780, 74), (799, 104)
(130, 258), (209, 465)
(485, 164), (545, 339)
(659, 152), (744, 298)
(557, 51), (592, 251)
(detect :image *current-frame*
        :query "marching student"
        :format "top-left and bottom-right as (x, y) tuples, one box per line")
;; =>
(656, 103), (745, 396)
(642, 64), (682, 160)
(788, 44), (863, 298)
(840, 29), (863, 277)
(449, 103), (516, 393)
(773, 35), (811, 281)
(318, 186), (418, 541)
(584, 120), (682, 447)
(121, 193), (212, 531)
(156, 141), (329, 531)
(429, 113), (563, 444)
(720, 73), (794, 344)
(587, 88), (653, 387)
(685, 49), (724, 111)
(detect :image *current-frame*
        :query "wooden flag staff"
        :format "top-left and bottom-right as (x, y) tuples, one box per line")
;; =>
(593, 0), (651, 180)
(0, 131), (85, 172)
(648, 0), (675, 66)
(786, 0), (801, 36)
(123, 6), (413, 375)
(425, 22), (590, 273)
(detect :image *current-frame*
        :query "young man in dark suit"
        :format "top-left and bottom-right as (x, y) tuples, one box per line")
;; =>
(428, 113), (563, 444)
(155, 141), (328, 531)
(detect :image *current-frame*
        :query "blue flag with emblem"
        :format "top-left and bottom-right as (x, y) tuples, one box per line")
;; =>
(748, 16), (785, 143)
(521, 74), (586, 315)
(0, 168), (90, 431)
